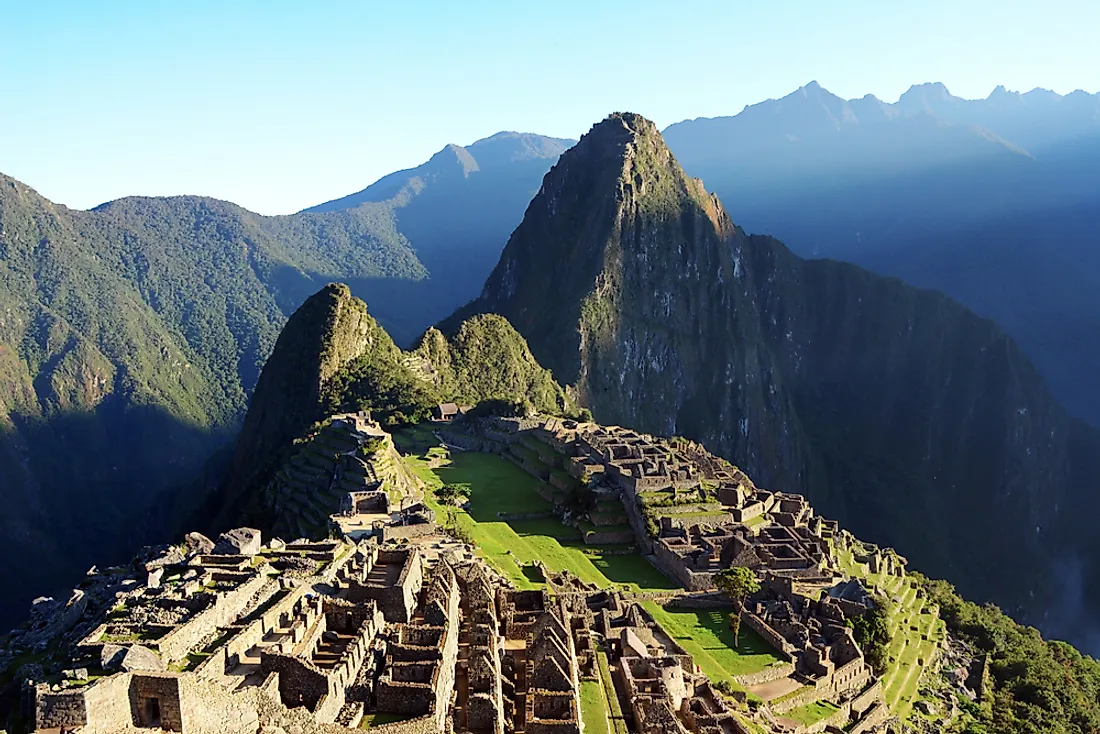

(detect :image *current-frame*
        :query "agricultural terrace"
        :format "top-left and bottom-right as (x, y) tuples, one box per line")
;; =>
(393, 426), (678, 593)
(834, 542), (945, 720)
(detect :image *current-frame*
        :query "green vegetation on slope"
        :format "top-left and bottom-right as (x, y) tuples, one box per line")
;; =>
(0, 132), (566, 626)
(411, 315), (576, 416)
(216, 286), (581, 537)
(916, 574), (1100, 734)
(834, 543), (943, 720)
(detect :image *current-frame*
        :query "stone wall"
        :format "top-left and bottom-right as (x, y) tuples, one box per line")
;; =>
(34, 686), (88, 730)
(804, 701), (851, 734)
(131, 673), (184, 730)
(196, 585), (304, 684)
(376, 675), (438, 714)
(734, 662), (795, 687)
(666, 592), (730, 609)
(370, 712), (439, 734)
(663, 512), (734, 530)
(848, 701), (890, 734)
(82, 673), (136, 733)
(36, 671), (259, 734)
(298, 603), (330, 659)
(850, 680), (882, 716)
(742, 613), (796, 660)
(177, 674), (260, 734)
(261, 653), (328, 711)
(157, 573), (271, 663)
(770, 684), (819, 715)
(583, 529), (636, 545)
(650, 543), (712, 591)
(381, 523), (437, 543)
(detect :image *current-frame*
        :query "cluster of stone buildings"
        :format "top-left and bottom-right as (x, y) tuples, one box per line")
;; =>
(441, 415), (911, 732)
(18, 411), (915, 734)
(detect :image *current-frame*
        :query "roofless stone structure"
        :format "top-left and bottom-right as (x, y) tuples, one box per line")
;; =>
(17, 412), (913, 733)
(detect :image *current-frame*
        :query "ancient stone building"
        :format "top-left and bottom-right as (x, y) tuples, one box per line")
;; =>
(346, 546), (425, 623)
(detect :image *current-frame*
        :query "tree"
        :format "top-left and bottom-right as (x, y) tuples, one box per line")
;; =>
(433, 484), (471, 535)
(715, 566), (760, 647)
(435, 483), (471, 507)
(848, 595), (892, 675)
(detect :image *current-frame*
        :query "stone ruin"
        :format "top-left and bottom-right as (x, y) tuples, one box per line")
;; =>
(16, 411), (916, 734)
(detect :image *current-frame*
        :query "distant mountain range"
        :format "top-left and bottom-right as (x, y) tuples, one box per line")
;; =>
(663, 81), (1100, 424)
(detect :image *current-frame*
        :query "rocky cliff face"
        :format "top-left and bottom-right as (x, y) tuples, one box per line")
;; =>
(459, 113), (1098, 633)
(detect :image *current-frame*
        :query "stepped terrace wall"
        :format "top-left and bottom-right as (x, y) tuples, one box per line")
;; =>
(157, 571), (271, 663)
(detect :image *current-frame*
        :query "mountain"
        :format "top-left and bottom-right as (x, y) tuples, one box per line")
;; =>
(0, 132), (567, 629)
(303, 132), (574, 344)
(663, 82), (1100, 425)
(207, 283), (577, 535)
(453, 112), (1100, 647)
(0, 176), (424, 628)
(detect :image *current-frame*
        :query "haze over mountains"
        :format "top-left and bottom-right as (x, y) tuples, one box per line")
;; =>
(1, 79), (1099, 652)
(664, 81), (1100, 424)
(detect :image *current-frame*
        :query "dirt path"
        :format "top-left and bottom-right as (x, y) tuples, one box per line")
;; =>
(747, 675), (802, 701)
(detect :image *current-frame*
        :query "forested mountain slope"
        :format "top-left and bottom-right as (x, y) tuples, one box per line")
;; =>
(0, 131), (566, 628)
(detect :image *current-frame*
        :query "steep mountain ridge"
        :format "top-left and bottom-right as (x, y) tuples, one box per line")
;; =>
(456, 113), (1100, 643)
(304, 132), (574, 342)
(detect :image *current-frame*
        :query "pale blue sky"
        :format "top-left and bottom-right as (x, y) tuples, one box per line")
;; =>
(1, 0), (1096, 214)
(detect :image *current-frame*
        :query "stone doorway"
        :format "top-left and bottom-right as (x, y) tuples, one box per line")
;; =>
(142, 696), (162, 728)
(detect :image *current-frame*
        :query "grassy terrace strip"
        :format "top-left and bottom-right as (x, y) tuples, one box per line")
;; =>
(833, 543), (943, 720)
(395, 431), (678, 592)
(579, 679), (611, 734)
(359, 712), (412, 729)
(640, 603), (784, 685)
(782, 700), (840, 727)
(596, 650), (629, 734)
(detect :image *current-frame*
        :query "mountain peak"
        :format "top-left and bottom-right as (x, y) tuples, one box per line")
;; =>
(904, 81), (952, 97)
(895, 82), (961, 115)
(465, 131), (575, 168)
(427, 143), (480, 176)
(590, 111), (661, 140)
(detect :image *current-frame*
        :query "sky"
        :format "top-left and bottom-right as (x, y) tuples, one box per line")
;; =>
(1, 0), (1097, 215)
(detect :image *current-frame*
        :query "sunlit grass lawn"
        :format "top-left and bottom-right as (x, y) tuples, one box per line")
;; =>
(641, 603), (784, 682)
(579, 680), (610, 734)
(395, 432), (677, 592)
(360, 712), (411, 729)
(784, 700), (840, 727)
